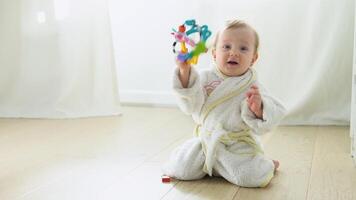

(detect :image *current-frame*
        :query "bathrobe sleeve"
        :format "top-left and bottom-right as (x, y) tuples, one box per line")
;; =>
(173, 67), (205, 115)
(240, 84), (286, 135)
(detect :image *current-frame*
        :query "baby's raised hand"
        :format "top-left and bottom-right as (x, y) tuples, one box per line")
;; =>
(175, 59), (191, 73)
(246, 85), (263, 119)
(175, 59), (191, 88)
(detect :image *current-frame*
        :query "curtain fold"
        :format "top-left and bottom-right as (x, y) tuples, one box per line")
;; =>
(0, 0), (120, 118)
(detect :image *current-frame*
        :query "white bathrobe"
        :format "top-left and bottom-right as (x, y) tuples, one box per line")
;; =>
(163, 66), (286, 187)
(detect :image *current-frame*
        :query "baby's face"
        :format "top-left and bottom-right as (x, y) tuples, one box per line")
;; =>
(213, 27), (258, 77)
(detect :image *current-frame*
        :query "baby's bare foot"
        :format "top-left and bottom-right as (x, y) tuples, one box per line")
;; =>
(273, 160), (280, 171)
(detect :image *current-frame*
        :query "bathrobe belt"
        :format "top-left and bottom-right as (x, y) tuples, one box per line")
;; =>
(194, 124), (264, 176)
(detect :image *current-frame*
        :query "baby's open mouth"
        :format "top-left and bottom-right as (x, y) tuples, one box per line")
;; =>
(227, 61), (238, 65)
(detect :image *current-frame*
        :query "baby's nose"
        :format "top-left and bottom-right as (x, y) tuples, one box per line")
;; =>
(229, 50), (239, 56)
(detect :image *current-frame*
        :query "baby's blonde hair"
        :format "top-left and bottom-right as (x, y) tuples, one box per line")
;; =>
(213, 20), (259, 54)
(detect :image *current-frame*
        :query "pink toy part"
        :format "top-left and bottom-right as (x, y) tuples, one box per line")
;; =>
(172, 32), (196, 47)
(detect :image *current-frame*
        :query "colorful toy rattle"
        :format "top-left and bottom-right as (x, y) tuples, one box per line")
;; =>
(171, 19), (212, 65)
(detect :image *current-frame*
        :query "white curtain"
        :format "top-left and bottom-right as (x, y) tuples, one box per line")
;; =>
(0, 0), (121, 118)
(251, 0), (354, 125)
(110, 0), (353, 125)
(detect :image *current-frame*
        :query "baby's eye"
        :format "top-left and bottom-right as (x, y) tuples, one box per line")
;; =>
(222, 44), (231, 50)
(240, 46), (249, 51)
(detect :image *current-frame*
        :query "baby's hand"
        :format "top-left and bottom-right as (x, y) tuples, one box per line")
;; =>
(175, 58), (191, 73)
(175, 59), (191, 88)
(246, 85), (263, 119)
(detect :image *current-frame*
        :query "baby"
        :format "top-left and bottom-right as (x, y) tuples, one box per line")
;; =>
(163, 20), (286, 187)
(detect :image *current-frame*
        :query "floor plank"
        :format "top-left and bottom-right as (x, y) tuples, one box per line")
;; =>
(101, 163), (180, 200)
(306, 126), (356, 200)
(19, 107), (193, 199)
(161, 177), (239, 200)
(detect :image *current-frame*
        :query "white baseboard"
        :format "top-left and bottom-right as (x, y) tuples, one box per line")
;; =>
(119, 90), (176, 107)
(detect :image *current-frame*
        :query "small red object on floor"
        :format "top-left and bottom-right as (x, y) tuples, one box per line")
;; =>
(161, 175), (171, 183)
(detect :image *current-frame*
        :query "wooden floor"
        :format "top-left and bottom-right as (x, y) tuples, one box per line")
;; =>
(0, 106), (355, 200)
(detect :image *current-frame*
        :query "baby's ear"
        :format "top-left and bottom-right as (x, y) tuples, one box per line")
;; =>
(251, 53), (259, 66)
(212, 48), (216, 60)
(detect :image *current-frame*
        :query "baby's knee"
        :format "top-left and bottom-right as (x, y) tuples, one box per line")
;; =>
(163, 139), (206, 180)
(165, 152), (206, 180)
(173, 167), (206, 180)
(238, 165), (275, 187)
(240, 157), (275, 187)
(223, 162), (275, 187)
(224, 173), (265, 187)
